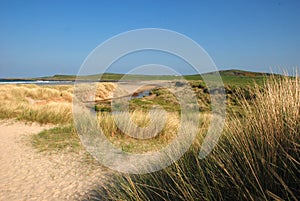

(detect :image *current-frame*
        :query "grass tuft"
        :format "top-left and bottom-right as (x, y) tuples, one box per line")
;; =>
(31, 125), (81, 153)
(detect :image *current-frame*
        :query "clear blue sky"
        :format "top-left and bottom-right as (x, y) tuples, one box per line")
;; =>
(0, 0), (300, 77)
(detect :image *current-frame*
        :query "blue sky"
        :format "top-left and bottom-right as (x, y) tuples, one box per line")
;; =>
(0, 0), (300, 77)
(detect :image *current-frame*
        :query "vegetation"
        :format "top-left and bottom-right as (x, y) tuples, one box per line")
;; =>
(2, 69), (279, 86)
(0, 84), (73, 124)
(86, 75), (299, 200)
(1, 70), (299, 200)
(32, 125), (81, 153)
(0, 83), (115, 124)
(97, 110), (180, 153)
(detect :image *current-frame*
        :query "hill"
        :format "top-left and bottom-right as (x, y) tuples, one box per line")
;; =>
(1, 69), (282, 87)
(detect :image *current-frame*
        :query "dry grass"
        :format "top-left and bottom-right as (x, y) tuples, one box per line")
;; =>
(97, 110), (181, 153)
(0, 83), (116, 124)
(219, 75), (300, 200)
(0, 84), (73, 124)
(88, 75), (299, 200)
(74, 82), (116, 102)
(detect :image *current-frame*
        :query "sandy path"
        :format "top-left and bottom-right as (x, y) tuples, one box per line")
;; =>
(0, 120), (106, 201)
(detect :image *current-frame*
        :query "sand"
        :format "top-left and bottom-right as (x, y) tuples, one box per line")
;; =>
(0, 120), (106, 201)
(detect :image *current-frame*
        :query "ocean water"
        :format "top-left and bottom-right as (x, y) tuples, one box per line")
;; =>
(0, 80), (74, 85)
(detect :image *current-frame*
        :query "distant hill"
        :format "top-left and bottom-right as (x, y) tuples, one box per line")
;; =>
(1, 69), (283, 87)
(182, 69), (283, 87)
(206, 69), (274, 77)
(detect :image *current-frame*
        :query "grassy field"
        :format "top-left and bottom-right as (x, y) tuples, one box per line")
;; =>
(0, 70), (299, 200)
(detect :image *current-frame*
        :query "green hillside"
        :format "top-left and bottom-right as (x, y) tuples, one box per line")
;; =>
(6, 69), (282, 87)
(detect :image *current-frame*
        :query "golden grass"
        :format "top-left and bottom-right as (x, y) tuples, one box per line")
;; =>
(74, 82), (116, 102)
(97, 110), (181, 153)
(90, 75), (299, 200)
(0, 83), (116, 124)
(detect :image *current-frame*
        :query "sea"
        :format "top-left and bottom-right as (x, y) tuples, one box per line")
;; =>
(0, 80), (75, 85)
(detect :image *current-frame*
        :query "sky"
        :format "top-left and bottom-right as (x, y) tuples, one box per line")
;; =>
(0, 0), (300, 77)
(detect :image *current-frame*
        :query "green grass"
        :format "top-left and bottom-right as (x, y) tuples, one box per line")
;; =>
(37, 73), (180, 81)
(94, 87), (182, 112)
(130, 88), (181, 112)
(185, 70), (274, 87)
(31, 125), (81, 153)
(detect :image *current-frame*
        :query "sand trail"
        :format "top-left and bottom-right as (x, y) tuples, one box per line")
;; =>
(0, 120), (105, 201)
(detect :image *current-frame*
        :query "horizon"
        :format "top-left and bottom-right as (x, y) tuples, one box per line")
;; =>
(1, 1), (300, 78)
(0, 68), (287, 80)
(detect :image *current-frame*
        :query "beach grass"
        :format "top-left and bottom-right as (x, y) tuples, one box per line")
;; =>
(0, 83), (115, 124)
(97, 110), (181, 153)
(31, 110), (182, 154)
(87, 74), (299, 200)
(0, 84), (73, 124)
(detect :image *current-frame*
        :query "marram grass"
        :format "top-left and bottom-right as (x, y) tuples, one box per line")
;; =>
(86, 75), (299, 200)
(0, 83), (115, 124)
